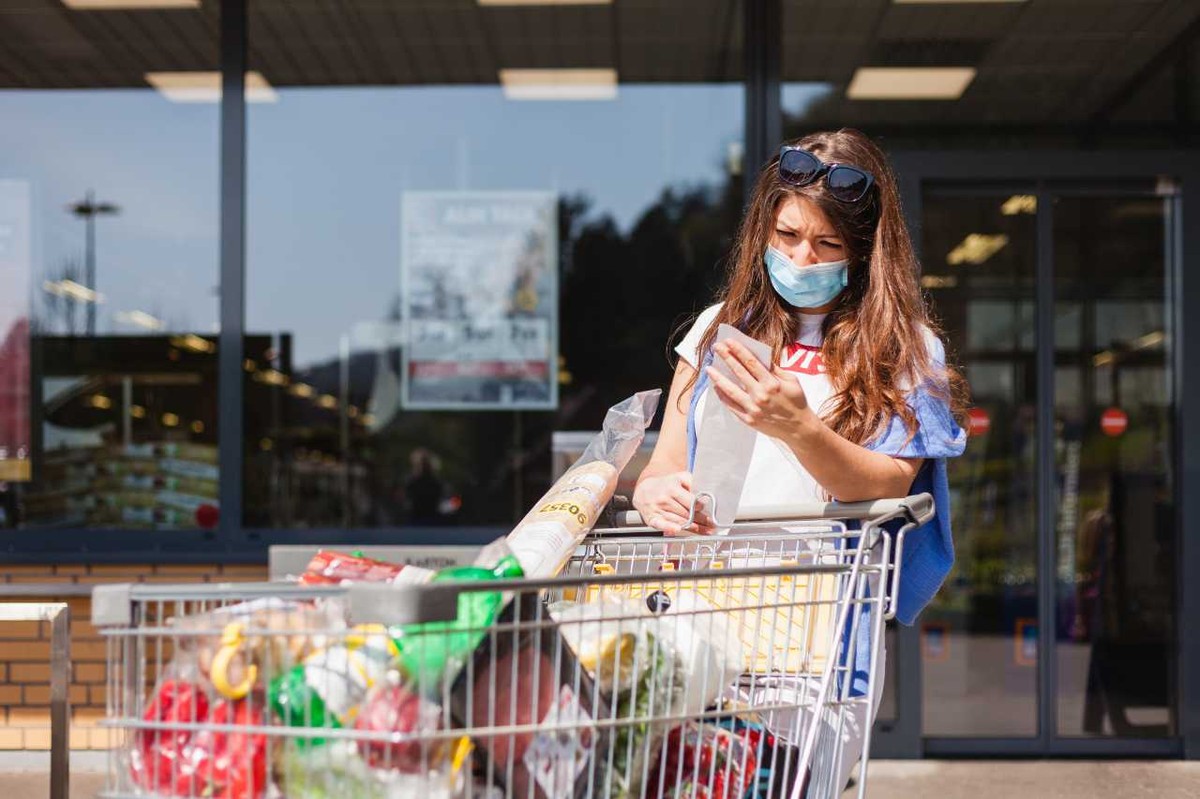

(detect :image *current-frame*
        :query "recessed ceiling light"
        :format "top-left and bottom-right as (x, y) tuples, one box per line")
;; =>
(479, 0), (609, 5)
(947, 234), (1008, 265)
(115, 310), (166, 330)
(1001, 195), (1037, 215)
(63, 0), (199, 8)
(1134, 330), (1164, 350)
(42, 279), (103, 304)
(920, 275), (958, 289)
(847, 67), (976, 100)
(499, 69), (617, 101)
(145, 71), (277, 103)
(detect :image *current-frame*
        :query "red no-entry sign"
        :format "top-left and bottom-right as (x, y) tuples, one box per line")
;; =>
(967, 407), (991, 437)
(1100, 407), (1128, 437)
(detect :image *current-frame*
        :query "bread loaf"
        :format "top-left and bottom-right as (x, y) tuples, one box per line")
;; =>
(506, 460), (619, 578)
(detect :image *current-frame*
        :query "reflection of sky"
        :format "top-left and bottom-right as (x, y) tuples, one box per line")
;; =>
(0, 180), (32, 334)
(248, 84), (742, 366)
(781, 83), (835, 121)
(0, 91), (220, 335)
(0, 83), (743, 366)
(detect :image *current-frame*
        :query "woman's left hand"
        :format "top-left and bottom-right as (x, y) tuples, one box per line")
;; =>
(705, 339), (816, 441)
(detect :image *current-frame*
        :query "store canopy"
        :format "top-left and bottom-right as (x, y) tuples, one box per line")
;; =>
(1, 0), (1197, 132)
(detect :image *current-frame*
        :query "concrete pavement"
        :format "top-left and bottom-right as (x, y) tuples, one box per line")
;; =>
(0, 758), (1197, 798)
(852, 760), (1200, 798)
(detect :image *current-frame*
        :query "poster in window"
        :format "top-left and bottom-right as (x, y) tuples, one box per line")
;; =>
(0, 180), (31, 481)
(400, 191), (558, 410)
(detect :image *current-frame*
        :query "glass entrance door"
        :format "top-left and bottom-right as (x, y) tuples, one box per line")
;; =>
(901, 181), (1180, 752)
(1052, 195), (1177, 740)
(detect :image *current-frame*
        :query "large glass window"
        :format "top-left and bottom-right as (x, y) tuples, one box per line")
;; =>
(244, 0), (745, 528)
(0, 1), (221, 532)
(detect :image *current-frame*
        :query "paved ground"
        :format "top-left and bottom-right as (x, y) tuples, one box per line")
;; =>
(0, 759), (1197, 798)
(854, 760), (1200, 798)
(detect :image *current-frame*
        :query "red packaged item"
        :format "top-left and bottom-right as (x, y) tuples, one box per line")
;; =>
(298, 550), (433, 586)
(451, 601), (606, 799)
(129, 679), (268, 799)
(648, 722), (757, 799)
(131, 679), (209, 795)
(188, 700), (269, 799)
(353, 677), (445, 773)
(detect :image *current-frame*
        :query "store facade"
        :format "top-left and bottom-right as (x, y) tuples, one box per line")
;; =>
(0, 0), (1196, 758)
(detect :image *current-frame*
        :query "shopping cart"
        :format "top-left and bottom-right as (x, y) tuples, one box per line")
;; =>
(92, 493), (933, 799)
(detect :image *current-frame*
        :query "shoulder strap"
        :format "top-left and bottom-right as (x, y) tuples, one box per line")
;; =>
(685, 350), (714, 472)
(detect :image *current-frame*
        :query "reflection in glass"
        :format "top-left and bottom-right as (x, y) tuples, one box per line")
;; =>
(1054, 196), (1176, 738)
(245, 0), (745, 528)
(0, 2), (221, 531)
(877, 624), (898, 726)
(920, 193), (1039, 737)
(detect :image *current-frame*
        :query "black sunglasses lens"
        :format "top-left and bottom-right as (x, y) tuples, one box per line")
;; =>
(780, 150), (822, 185)
(827, 166), (871, 201)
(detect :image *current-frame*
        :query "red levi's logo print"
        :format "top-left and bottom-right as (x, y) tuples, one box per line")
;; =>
(780, 343), (825, 375)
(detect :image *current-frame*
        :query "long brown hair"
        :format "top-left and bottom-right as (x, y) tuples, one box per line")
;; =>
(683, 128), (968, 446)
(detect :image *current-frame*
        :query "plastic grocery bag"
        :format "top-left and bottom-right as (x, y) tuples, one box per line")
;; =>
(549, 596), (745, 799)
(691, 325), (772, 529)
(551, 595), (742, 715)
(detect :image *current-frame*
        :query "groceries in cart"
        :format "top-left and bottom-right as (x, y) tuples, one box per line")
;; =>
(118, 390), (668, 799)
(106, 383), (899, 799)
(548, 595), (743, 798)
(130, 663), (272, 799)
(127, 553), (510, 798)
(298, 549), (436, 586)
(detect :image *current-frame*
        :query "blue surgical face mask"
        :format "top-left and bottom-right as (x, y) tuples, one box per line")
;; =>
(764, 245), (848, 309)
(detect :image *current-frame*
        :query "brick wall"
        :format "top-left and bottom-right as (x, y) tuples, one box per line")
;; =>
(0, 563), (268, 751)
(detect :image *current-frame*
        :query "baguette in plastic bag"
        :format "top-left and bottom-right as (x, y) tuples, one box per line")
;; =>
(506, 389), (660, 578)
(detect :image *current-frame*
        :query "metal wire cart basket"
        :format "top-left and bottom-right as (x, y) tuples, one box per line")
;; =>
(92, 494), (934, 799)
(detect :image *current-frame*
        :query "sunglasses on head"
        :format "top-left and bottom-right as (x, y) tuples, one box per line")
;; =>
(778, 146), (875, 203)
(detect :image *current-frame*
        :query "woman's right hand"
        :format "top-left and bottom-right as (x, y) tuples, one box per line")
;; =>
(632, 471), (717, 536)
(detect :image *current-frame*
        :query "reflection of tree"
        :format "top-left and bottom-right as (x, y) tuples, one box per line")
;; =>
(39, 258), (85, 335)
(558, 180), (741, 423)
(502, 180), (743, 514)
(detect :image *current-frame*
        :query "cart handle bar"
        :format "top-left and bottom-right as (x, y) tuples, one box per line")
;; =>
(610, 492), (933, 531)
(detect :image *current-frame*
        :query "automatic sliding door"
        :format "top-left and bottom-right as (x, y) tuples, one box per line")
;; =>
(1052, 194), (1178, 739)
(918, 190), (1040, 737)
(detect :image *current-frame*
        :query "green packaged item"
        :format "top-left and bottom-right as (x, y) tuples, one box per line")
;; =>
(268, 665), (342, 747)
(278, 740), (381, 799)
(395, 551), (524, 689)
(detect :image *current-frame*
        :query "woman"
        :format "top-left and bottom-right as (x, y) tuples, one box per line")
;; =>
(632, 128), (968, 792)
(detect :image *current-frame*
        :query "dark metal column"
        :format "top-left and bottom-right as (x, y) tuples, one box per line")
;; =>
(1035, 184), (1057, 748)
(870, 162), (926, 759)
(743, 0), (781, 205)
(1177, 163), (1200, 759)
(218, 0), (247, 544)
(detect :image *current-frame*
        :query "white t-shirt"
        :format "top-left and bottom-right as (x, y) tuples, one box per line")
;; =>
(675, 303), (834, 510)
